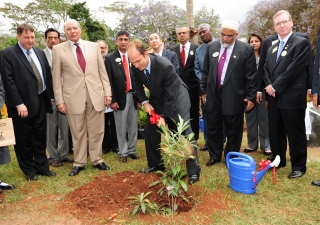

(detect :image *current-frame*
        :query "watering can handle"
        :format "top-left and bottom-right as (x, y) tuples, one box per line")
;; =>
(226, 152), (256, 169)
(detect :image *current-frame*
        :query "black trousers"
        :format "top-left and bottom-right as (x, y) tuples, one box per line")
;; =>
(102, 111), (118, 151)
(11, 93), (49, 175)
(268, 106), (307, 171)
(189, 95), (200, 141)
(206, 90), (244, 161)
(144, 111), (201, 176)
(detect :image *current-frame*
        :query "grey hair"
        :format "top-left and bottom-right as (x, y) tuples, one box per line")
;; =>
(198, 23), (211, 31)
(64, 19), (80, 30)
(176, 26), (190, 35)
(96, 40), (108, 47)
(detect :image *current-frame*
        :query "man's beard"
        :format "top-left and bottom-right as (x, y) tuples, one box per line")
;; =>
(221, 43), (229, 48)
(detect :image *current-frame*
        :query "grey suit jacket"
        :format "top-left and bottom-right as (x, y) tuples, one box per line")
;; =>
(201, 39), (257, 116)
(132, 53), (190, 120)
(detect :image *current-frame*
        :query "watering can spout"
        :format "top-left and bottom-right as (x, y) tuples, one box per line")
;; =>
(254, 155), (280, 184)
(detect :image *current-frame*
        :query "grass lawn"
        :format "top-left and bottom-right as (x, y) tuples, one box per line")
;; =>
(0, 131), (320, 224)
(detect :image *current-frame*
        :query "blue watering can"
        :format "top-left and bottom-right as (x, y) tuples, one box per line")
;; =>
(226, 152), (280, 194)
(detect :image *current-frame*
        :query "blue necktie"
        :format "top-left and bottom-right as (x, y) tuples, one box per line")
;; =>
(276, 40), (285, 62)
(144, 69), (150, 85)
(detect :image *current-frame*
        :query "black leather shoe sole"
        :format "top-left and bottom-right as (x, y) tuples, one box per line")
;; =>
(128, 153), (139, 159)
(26, 174), (38, 181)
(140, 166), (165, 173)
(311, 180), (320, 186)
(36, 171), (56, 177)
(288, 171), (305, 179)
(244, 148), (257, 153)
(93, 162), (110, 170)
(0, 181), (15, 190)
(188, 174), (200, 184)
(206, 159), (220, 167)
(69, 166), (85, 176)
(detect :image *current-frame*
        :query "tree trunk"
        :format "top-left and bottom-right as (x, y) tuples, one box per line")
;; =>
(186, 0), (198, 44)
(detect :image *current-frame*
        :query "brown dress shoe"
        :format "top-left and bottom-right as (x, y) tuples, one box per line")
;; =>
(50, 160), (63, 167)
(61, 157), (74, 163)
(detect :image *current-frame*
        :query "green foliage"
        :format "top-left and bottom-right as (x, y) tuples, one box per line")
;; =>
(103, 0), (220, 47)
(138, 106), (147, 128)
(67, 2), (108, 42)
(149, 115), (195, 215)
(0, 36), (17, 50)
(127, 191), (158, 215)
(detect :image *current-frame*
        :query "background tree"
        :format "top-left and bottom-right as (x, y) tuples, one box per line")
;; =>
(241, 0), (317, 53)
(0, 0), (75, 33)
(103, 0), (220, 47)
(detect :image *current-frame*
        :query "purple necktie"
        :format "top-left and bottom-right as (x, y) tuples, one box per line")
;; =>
(217, 48), (227, 91)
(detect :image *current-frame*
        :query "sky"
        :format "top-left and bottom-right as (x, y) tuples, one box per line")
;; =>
(1, 0), (259, 31)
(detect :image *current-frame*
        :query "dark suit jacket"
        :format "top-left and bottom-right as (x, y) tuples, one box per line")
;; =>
(104, 50), (137, 111)
(0, 43), (53, 117)
(132, 53), (190, 121)
(264, 34), (310, 109)
(161, 49), (179, 74)
(258, 32), (313, 92)
(170, 42), (199, 97)
(200, 39), (257, 116)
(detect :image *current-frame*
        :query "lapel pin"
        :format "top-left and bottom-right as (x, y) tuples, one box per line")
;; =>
(281, 51), (287, 57)
(272, 47), (278, 54)
(233, 55), (236, 58)
(212, 52), (219, 57)
(115, 58), (121, 62)
(190, 50), (194, 55)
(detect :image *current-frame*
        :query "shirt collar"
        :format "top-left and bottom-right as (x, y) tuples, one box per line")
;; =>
(69, 38), (83, 47)
(278, 31), (293, 44)
(145, 56), (151, 72)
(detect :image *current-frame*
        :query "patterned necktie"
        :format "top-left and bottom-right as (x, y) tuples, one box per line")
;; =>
(217, 48), (227, 91)
(74, 43), (86, 73)
(122, 54), (131, 92)
(276, 40), (285, 62)
(181, 45), (186, 67)
(27, 50), (43, 92)
(144, 69), (150, 86)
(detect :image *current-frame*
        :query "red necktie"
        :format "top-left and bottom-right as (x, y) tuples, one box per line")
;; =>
(217, 48), (227, 91)
(122, 54), (131, 92)
(74, 43), (86, 73)
(181, 45), (186, 67)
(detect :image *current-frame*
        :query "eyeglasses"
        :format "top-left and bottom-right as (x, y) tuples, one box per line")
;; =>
(220, 33), (234, 39)
(274, 19), (291, 27)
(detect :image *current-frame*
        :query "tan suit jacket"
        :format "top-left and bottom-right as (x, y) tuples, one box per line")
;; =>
(52, 40), (111, 114)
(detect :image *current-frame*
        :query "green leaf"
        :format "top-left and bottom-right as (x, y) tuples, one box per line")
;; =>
(133, 205), (139, 215)
(180, 180), (188, 192)
(181, 195), (189, 203)
(141, 203), (146, 214)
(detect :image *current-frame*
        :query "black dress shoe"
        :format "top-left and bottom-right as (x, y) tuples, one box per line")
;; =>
(200, 144), (208, 151)
(140, 166), (165, 173)
(206, 159), (220, 167)
(244, 148), (257, 153)
(311, 180), (320, 186)
(26, 174), (38, 181)
(128, 153), (139, 159)
(93, 162), (110, 170)
(267, 155), (275, 161)
(264, 150), (272, 156)
(69, 166), (85, 176)
(0, 180), (15, 190)
(120, 156), (127, 163)
(188, 174), (200, 184)
(112, 147), (119, 153)
(288, 171), (305, 179)
(37, 171), (56, 177)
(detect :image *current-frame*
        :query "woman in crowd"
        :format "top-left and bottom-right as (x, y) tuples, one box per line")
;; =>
(244, 34), (271, 156)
